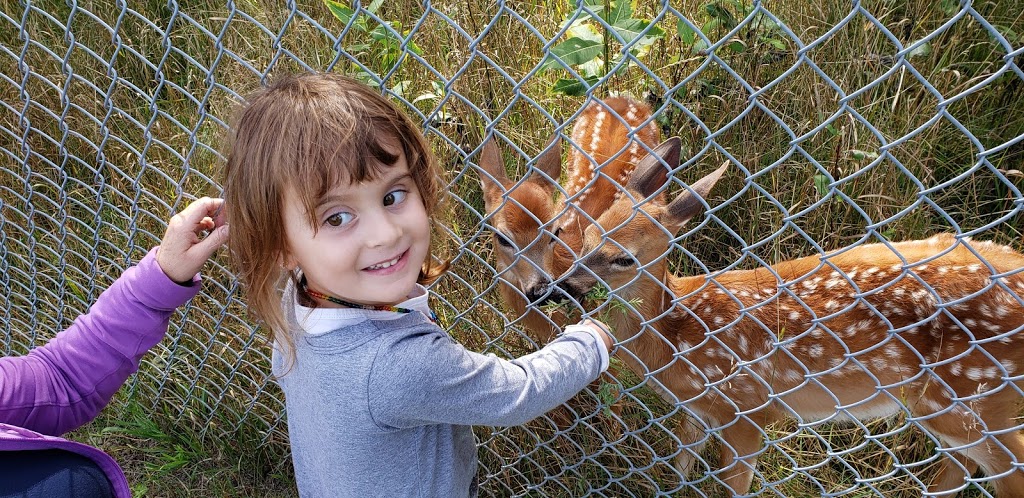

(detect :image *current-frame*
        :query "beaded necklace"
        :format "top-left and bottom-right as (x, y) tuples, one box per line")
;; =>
(302, 282), (438, 323)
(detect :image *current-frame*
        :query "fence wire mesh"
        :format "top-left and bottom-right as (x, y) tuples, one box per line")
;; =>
(2, 0), (1024, 496)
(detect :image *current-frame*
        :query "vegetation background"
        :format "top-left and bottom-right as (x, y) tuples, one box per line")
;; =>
(1, 0), (1022, 496)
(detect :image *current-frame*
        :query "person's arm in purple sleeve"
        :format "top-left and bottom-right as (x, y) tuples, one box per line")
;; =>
(0, 197), (229, 436)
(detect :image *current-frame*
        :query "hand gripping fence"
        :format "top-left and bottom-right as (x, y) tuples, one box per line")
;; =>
(2, 1), (1023, 496)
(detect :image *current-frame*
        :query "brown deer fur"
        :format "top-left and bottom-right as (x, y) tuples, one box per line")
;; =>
(555, 137), (1024, 496)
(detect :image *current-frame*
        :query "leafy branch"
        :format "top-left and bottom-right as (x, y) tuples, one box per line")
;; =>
(539, 0), (664, 96)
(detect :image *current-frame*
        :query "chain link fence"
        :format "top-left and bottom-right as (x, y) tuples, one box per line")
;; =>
(2, 1), (1023, 496)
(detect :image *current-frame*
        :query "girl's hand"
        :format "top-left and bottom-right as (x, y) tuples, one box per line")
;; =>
(580, 318), (614, 352)
(156, 197), (230, 284)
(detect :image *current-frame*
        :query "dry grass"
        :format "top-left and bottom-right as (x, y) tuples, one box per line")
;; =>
(2, 0), (1023, 496)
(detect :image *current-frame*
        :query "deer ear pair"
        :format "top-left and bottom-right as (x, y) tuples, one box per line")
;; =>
(626, 137), (729, 233)
(476, 133), (562, 215)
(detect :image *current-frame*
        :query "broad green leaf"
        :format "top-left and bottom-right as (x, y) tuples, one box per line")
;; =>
(579, 58), (605, 78)
(677, 19), (697, 44)
(613, 19), (664, 46)
(366, 0), (385, 14)
(765, 37), (786, 50)
(627, 30), (663, 59)
(390, 80), (412, 98)
(692, 38), (710, 54)
(727, 39), (745, 53)
(603, 0), (633, 26)
(324, 1), (355, 25)
(551, 76), (598, 96)
(567, 21), (603, 43)
(370, 24), (397, 42)
(539, 37), (603, 71)
(705, 3), (738, 30)
(702, 18), (720, 36)
(813, 173), (830, 197)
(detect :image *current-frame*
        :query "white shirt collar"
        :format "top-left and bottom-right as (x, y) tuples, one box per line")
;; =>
(293, 284), (432, 336)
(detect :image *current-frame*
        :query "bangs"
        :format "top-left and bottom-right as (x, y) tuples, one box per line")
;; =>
(285, 105), (410, 229)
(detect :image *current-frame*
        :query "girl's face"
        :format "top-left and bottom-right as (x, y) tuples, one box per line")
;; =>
(281, 149), (431, 307)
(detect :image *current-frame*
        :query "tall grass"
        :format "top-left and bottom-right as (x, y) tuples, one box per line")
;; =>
(2, 0), (1022, 496)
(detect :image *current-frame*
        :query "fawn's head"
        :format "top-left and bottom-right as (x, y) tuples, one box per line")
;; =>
(555, 137), (728, 304)
(477, 135), (564, 303)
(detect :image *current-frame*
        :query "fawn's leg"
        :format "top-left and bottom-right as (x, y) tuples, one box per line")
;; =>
(716, 417), (764, 495)
(919, 391), (1024, 497)
(673, 415), (708, 479)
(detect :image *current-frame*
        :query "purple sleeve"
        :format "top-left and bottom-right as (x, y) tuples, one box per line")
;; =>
(0, 247), (202, 436)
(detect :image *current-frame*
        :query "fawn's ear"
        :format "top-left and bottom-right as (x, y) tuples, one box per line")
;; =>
(626, 137), (681, 199)
(477, 137), (510, 214)
(527, 132), (562, 188)
(663, 161), (729, 233)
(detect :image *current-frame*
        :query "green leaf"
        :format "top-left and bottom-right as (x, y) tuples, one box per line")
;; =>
(849, 149), (880, 161)
(677, 19), (697, 44)
(603, 0), (633, 25)
(366, 0), (386, 14)
(390, 80), (412, 98)
(765, 37), (786, 50)
(324, 1), (355, 25)
(813, 173), (830, 197)
(613, 19), (664, 46)
(692, 38), (710, 54)
(702, 18), (720, 36)
(705, 3), (738, 30)
(551, 77), (598, 96)
(539, 37), (603, 71)
(567, 22), (603, 43)
(727, 39), (746, 53)
(370, 24), (396, 42)
(578, 58), (605, 78)
(598, 381), (619, 417)
(907, 41), (931, 58)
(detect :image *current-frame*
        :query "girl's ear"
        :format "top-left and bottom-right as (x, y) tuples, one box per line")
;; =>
(280, 251), (298, 271)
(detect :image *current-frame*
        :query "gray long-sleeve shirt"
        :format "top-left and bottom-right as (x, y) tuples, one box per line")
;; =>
(274, 285), (608, 497)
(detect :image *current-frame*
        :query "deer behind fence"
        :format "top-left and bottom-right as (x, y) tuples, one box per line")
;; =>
(553, 137), (1024, 496)
(477, 96), (660, 342)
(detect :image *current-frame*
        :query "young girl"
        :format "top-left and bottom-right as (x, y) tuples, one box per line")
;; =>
(221, 72), (613, 497)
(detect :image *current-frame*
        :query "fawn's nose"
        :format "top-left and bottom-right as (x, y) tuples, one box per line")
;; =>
(535, 282), (583, 307)
(525, 284), (550, 305)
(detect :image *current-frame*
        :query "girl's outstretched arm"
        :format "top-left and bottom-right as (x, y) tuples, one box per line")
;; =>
(369, 320), (611, 429)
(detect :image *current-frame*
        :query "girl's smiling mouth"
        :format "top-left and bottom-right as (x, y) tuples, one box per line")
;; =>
(363, 250), (408, 275)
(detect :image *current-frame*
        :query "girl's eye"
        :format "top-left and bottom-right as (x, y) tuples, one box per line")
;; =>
(324, 212), (354, 227)
(612, 255), (635, 267)
(383, 189), (408, 207)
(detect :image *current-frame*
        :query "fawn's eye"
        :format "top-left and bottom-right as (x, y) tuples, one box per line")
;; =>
(495, 232), (514, 248)
(612, 255), (635, 267)
(549, 226), (563, 244)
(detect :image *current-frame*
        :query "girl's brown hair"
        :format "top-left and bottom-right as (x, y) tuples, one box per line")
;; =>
(222, 72), (448, 368)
